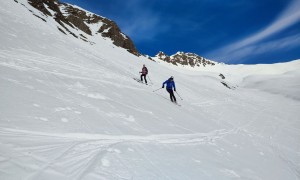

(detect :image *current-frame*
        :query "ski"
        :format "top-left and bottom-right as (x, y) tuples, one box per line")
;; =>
(133, 78), (149, 85)
(172, 102), (181, 106)
(154, 93), (181, 106)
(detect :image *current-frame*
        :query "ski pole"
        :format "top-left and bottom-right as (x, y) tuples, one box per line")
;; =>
(153, 88), (163, 92)
(175, 91), (183, 100)
(147, 75), (153, 84)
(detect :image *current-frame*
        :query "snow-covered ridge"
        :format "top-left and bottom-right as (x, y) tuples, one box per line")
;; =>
(17, 0), (139, 55)
(153, 51), (218, 68)
(1, 0), (300, 179)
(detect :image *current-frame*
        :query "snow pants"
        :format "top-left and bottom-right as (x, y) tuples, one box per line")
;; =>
(140, 74), (147, 84)
(167, 89), (176, 102)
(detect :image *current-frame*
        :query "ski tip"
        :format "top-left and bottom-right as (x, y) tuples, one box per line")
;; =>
(173, 102), (181, 106)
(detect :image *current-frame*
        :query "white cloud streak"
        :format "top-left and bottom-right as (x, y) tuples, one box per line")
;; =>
(207, 0), (300, 63)
(222, 33), (300, 63)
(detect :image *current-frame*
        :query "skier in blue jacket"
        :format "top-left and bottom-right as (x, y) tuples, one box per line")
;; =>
(162, 76), (177, 103)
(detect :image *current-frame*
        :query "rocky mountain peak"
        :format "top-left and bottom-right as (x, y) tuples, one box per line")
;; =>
(155, 51), (168, 59)
(22, 0), (139, 55)
(154, 51), (217, 67)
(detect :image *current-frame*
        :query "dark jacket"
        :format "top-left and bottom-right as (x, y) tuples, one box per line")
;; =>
(141, 67), (148, 75)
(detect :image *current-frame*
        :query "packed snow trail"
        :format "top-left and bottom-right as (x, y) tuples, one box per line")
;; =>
(1, 0), (300, 179)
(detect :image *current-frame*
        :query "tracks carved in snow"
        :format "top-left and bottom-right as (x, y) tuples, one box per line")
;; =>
(0, 127), (233, 146)
(0, 127), (236, 179)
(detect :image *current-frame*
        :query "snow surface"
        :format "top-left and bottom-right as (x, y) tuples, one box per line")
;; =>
(1, 0), (300, 180)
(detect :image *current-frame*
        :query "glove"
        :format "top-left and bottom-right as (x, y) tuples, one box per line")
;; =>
(162, 86), (164, 88)
(174, 88), (176, 91)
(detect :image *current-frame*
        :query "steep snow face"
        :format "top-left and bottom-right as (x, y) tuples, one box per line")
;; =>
(1, 1), (300, 180)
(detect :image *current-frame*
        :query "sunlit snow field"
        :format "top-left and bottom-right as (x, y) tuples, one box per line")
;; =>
(0, 1), (300, 179)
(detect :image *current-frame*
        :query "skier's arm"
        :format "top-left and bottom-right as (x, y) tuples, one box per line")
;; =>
(173, 82), (176, 91)
(162, 80), (167, 88)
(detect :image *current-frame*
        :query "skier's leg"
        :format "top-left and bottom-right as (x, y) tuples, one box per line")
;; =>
(144, 75), (147, 84)
(170, 90), (176, 102)
(140, 74), (143, 82)
(167, 89), (173, 102)
(172, 92), (177, 102)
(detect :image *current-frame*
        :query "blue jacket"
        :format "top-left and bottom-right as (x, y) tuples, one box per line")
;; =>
(163, 79), (176, 90)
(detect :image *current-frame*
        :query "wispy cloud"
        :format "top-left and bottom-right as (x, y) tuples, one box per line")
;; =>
(115, 0), (170, 42)
(120, 12), (170, 42)
(206, 0), (300, 63)
(219, 33), (300, 63)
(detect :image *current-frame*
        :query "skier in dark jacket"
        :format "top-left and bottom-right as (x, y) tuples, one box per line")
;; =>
(162, 76), (177, 103)
(140, 64), (148, 84)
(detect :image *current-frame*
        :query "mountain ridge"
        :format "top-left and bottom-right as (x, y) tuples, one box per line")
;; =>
(153, 51), (218, 67)
(20, 0), (298, 67)
(15, 0), (139, 55)
(17, 0), (224, 67)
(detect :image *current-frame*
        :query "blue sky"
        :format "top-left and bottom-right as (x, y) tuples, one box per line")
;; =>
(62, 0), (300, 64)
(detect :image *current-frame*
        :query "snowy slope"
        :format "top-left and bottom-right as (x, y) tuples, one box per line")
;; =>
(1, 1), (300, 180)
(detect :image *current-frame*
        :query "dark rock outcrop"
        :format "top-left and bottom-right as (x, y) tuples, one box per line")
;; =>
(221, 81), (236, 90)
(219, 73), (225, 79)
(27, 0), (139, 55)
(98, 19), (138, 55)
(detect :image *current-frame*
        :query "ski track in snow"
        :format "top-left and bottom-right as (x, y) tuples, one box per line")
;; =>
(0, 127), (233, 145)
(0, 127), (235, 179)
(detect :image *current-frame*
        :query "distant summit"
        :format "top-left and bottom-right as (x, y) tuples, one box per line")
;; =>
(153, 51), (217, 67)
(18, 0), (139, 55)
